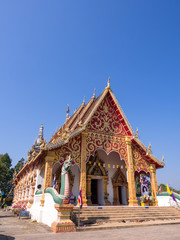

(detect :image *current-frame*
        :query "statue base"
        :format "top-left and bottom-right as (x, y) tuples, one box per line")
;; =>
(51, 204), (76, 233)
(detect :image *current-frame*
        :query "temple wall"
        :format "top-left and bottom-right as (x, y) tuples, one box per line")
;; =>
(37, 166), (45, 190)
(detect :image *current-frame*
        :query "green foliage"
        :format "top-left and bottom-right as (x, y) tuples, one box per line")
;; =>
(158, 183), (180, 194)
(0, 153), (13, 196)
(14, 158), (25, 173)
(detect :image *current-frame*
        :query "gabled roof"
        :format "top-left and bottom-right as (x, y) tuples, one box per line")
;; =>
(47, 83), (134, 150)
(47, 82), (164, 169)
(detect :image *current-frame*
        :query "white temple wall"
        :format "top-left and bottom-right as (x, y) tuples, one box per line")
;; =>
(37, 165), (45, 190)
(71, 164), (80, 205)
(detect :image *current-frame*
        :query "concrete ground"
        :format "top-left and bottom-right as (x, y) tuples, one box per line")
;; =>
(0, 209), (180, 240)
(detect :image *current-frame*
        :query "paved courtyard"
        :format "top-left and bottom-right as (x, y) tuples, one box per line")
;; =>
(0, 209), (180, 240)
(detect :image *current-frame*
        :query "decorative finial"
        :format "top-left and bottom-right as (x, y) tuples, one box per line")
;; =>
(147, 143), (152, 154)
(83, 96), (85, 105)
(107, 77), (110, 88)
(162, 155), (164, 163)
(38, 124), (44, 139)
(74, 108), (77, 114)
(66, 104), (69, 113)
(135, 128), (139, 138)
(66, 104), (70, 121)
(93, 88), (96, 99)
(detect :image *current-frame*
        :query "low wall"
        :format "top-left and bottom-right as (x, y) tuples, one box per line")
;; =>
(29, 188), (60, 227)
(157, 192), (180, 207)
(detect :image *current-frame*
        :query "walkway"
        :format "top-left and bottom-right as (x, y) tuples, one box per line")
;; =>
(0, 209), (180, 240)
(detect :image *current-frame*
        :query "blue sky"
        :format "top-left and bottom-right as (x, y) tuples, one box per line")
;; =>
(0, 1), (180, 189)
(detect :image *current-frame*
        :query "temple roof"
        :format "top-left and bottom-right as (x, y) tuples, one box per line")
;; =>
(47, 81), (164, 169)
(47, 82), (134, 150)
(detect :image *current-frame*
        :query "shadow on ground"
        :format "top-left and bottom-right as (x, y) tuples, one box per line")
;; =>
(0, 215), (14, 218)
(0, 234), (15, 240)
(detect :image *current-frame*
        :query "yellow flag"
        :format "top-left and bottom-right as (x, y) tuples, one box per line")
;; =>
(108, 164), (110, 168)
(167, 184), (172, 195)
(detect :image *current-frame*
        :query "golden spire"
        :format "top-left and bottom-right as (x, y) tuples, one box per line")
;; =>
(83, 96), (85, 105)
(66, 104), (70, 121)
(93, 88), (96, 99)
(161, 155), (164, 163)
(107, 76), (110, 88)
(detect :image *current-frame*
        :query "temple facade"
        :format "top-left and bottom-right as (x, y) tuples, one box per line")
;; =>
(13, 82), (164, 209)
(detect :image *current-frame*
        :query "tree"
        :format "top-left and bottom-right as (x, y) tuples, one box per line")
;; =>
(14, 158), (25, 173)
(0, 153), (13, 196)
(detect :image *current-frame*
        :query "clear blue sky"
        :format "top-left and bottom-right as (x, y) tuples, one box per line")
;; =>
(0, 1), (180, 189)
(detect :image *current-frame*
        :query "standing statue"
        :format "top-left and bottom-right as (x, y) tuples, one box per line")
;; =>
(59, 155), (73, 204)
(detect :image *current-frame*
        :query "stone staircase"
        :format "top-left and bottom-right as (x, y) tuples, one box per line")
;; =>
(71, 206), (180, 230)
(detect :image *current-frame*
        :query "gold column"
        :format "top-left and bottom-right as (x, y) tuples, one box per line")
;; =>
(40, 152), (55, 206)
(125, 136), (138, 206)
(150, 164), (158, 206)
(79, 132), (88, 206)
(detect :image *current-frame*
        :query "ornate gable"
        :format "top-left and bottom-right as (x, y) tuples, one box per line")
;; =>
(132, 145), (151, 173)
(86, 94), (127, 136)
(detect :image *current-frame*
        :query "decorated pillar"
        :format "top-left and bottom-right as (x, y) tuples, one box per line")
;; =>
(40, 152), (56, 206)
(79, 131), (88, 206)
(150, 164), (158, 206)
(125, 136), (138, 206)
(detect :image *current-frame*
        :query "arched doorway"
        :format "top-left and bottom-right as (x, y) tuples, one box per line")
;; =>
(86, 152), (110, 206)
(112, 168), (128, 205)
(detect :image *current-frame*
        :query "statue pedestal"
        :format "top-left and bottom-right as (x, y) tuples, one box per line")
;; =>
(51, 204), (76, 233)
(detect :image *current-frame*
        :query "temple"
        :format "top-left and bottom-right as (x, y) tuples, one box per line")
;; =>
(13, 81), (164, 214)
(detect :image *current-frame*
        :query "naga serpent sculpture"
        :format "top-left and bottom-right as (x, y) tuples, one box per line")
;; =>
(59, 155), (73, 204)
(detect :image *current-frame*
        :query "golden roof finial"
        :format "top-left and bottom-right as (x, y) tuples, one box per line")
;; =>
(83, 96), (85, 105)
(93, 88), (96, 99)
(66, 104), (70, 121)
(135, 128), (139, 138)
(162, 155), (164, 163)
(146, 142), (152, 154)
(107, 76), (110, 88)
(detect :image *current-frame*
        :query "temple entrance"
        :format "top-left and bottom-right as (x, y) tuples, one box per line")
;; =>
(118, 186), (122, 205)
(118, 186), (122, 204)
(91, 179), (98, 204)
(112, 168), (128, 205)
(86, 152), (110, 206)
